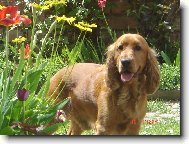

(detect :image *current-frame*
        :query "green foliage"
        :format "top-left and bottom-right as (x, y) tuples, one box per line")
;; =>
(80, 36), (106, 64)
(160, 47), (180, 90)
(126, 1), (180, 63)
(66, 0), (103, 21)
(175, 48), (180, 67)
(161, 48), (180, 66)
(160, 63), (180, 90)
(41, 121), (68, 135)
(161, 51), (172, 65)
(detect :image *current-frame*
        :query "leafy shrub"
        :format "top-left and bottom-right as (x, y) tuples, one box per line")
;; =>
(160, 63), (180, 90)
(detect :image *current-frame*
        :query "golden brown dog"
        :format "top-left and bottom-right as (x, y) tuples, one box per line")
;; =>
(48, 33), (160, 135)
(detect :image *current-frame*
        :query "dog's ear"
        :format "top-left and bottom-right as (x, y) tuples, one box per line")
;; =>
(105, 43), (120, 90)
(144, 48), (160, 94)
(106, 44), (116, 68)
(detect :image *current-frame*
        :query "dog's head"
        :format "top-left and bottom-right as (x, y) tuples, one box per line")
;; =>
(106, 33), (160, 94)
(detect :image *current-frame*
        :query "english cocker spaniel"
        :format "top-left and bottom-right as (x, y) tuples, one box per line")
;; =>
(48, 33), (160, 135)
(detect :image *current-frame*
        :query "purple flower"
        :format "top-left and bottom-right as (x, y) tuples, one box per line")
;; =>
(17, 88), (29, 101)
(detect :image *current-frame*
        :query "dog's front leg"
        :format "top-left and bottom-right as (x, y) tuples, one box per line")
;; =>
(95, 91), (116, 135)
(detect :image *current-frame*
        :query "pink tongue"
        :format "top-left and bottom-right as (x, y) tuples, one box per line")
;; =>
(121, 72), (134, 82)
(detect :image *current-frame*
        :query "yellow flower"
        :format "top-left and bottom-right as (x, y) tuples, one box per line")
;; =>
(78, 22), (97, 28)
(45, 0), (67, 7)
(74, 22), (97, 32)
(56, 15), (76, 25)
(12, 37), (27, 43)
(31, 0), (67, 11)
(74, 23), (92, 32)
(31, 3), (50, 10)
(0, 5), (5, 10)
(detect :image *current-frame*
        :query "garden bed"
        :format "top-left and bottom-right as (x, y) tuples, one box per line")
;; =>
(149, 89), (180, 100)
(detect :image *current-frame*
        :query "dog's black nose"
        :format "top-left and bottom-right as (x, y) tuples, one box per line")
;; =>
(121, 59), (131, 69)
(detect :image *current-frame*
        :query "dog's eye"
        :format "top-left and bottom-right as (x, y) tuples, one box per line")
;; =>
(118, 45), (123, 51)
(135, 45), (141, 51)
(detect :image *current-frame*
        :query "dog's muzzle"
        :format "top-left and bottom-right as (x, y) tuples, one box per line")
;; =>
(121, 59), (132, 70)
(120, 59), (135, 82)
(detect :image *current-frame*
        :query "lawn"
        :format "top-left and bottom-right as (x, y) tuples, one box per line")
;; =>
(140, 100), (180, 135)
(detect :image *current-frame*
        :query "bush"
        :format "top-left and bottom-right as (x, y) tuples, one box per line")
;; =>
(160, 63), (180, 90)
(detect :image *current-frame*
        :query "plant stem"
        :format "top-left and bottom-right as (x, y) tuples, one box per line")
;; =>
(5, 26), (9, 78)
(102, 10), (114, 41)
(0, 27), (10, 129)
(2, 26), (9, 103)
(29, 6), (37, 67)
(23, 101), (25, 123)
(54, 22), (65, 55)
(36, 20), (57, 68)
(23, 101), (28, 135)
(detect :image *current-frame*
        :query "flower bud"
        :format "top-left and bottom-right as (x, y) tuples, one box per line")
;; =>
(17, 89), (29, 101)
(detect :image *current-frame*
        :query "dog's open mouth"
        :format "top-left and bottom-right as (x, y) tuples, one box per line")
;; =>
(120, 71), (134, 82)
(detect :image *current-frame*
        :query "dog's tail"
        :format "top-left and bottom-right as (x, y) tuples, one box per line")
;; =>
(47, 68), (69, 104)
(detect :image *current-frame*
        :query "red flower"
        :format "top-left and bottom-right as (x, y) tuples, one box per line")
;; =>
(98, 0), (107, 9)
(0, 6), (31, 27)
(17, 88), (29, 101)
(18, 44), (30, 60)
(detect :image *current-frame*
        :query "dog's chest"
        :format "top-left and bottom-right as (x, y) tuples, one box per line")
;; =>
(116, 84), (141, 118)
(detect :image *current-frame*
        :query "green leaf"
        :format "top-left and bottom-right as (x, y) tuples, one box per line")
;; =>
(161, 51), (172, 65)
(56, 98), (70, 110)
(45, 98), (69, 120)
(11, 101), (23, 122)
(0, 72), (3, 93)
(10, 55), (25, 90)
(27, 70), (43, 93)
(38, 61), (48, 70)
(25, 110), (34, 118)
(41, 123), (65, 135)
(0, 108), (4, 129)
(38, 113), (55, 124)
(37, 77), (50, 100)
(175, 49), (180, 67)
(0, 126), (14, 135)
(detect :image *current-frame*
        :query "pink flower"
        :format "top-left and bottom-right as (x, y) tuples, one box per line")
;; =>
(98, 0), (107, 9)
(11, 122), (20, 129)
(56, 110), (66, 122)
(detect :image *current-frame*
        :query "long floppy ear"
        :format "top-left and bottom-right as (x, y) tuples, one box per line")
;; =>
(106, 44), (115, 69)
(144, 48), (160, 94)
(105, 44), (120, 90)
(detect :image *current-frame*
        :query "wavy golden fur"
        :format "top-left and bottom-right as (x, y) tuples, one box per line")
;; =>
(48, 33), (160, 135)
